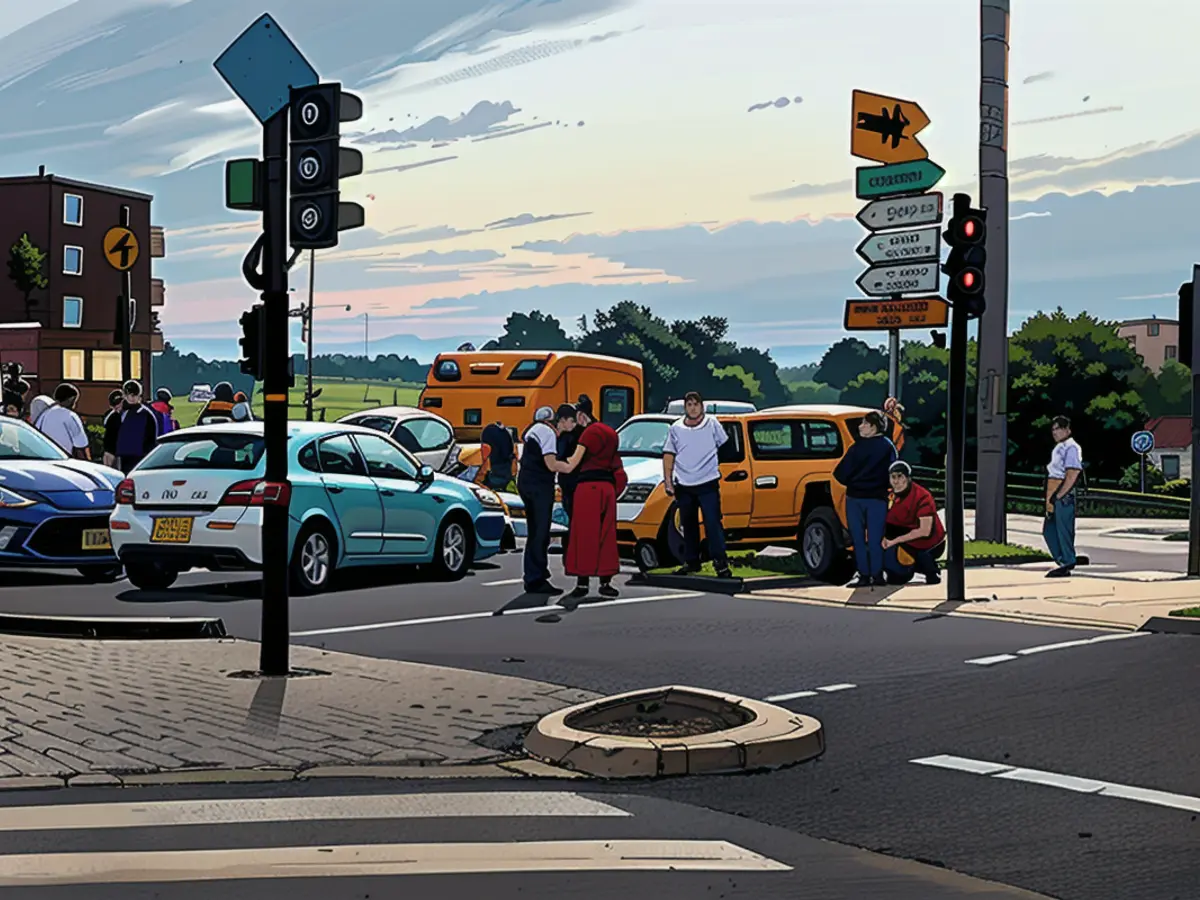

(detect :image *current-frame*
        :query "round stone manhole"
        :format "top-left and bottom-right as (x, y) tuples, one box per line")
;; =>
(525, 685), (823, 779)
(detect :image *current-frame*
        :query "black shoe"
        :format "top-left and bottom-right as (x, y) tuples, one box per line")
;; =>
(924, 572), (942, 585)
(598, 584), (619, 598)
(526, 581), (562, 594)
(846, 575), (870, 588)
(673, 565), (701, 576)
(567, 586), (589, 599)
(714, 566), (733, 579)
(1045, 566), (1071, 579)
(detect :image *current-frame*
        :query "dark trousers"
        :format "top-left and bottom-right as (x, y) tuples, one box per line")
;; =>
(676, 479), (727, 568)
(846, 496), (888, 578)
(884, 542), (943, 583)
(519, 481), (555, 588)
(118, 456), (141, 475)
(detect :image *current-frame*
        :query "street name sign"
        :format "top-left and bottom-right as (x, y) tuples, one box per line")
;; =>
(856, 260), (940, 297)
(103, 226), (139, 271)
(844, 297), (949, 331)
(856, 159), (945, 200)
(1131, 430), (1155, 455)
(851, 89), (931, 164)
(856, 226), (941, 265)
(856, 192), (943, 231)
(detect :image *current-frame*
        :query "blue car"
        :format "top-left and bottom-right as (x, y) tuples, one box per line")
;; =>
(109, 420), (507, 593)
(0, 418), (124, 580)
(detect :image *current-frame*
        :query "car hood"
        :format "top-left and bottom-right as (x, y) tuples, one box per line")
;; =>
(622, 457), (665, 485)
(0, 460), (122, 509)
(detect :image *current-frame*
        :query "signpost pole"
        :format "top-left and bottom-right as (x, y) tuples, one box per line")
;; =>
(887, 327), (900, 399)
(119, 206), (132, 384)
(1140, 451), (1146, 494)
(1188, 264), (1200, 577)
(945, 297), (969, 603)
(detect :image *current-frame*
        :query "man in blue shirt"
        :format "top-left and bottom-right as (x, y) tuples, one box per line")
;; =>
(114, 380), (160, 474)
(833, 411), (897, 588)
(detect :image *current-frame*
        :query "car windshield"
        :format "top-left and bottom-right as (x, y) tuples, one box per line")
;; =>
(0, 420), (68, 461)
(136, 433), (266, 471)
(618, 420), (671, 457)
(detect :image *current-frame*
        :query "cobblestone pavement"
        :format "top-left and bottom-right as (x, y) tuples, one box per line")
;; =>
(0, 636), (598, 784)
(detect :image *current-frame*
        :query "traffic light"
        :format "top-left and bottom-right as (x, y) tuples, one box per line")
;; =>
(239, 304), (266, 379)
(288, 82), (366, 250)
(942, 193), (987, 318)
(1180, 281), (1193, 369)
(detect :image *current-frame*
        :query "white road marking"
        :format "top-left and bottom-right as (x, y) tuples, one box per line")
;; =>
(815, 683), (856, 692)
(911, 755), (1200, 814)
(964, 631), (1150, 666)
(764, 690), (819, 702)
(0, 791), (628, 833)
(483, 578), (524, 586)
(292, 592), (700, 636)
(0, 840), (792, 885)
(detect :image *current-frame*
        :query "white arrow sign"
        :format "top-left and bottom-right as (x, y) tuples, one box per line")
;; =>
(856, 261), (940, 297)
(856, 226), (941, 265)
(856, 192), (943, 232)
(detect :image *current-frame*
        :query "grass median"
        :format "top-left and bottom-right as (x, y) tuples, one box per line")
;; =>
(1169, 606), (1200, 618)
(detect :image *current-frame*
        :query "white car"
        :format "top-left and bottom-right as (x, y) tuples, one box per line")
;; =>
(338, 406), (460, 473)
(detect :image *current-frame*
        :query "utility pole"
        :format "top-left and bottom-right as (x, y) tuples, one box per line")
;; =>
(1187, 267), (1200, 576)
(887, 327), (901, 400)
(974, 0), (1011, 544)
(119, 206), (133, 383)
(363, 312), (369, 359)
(306, 250), (315, 421)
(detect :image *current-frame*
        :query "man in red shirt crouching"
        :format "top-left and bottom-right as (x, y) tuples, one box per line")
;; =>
(882, 461), (945, 585)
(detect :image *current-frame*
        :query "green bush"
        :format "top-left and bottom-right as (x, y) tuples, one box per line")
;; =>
(1118, 461), (1164, 490)
(1153, 479), (1191, 498)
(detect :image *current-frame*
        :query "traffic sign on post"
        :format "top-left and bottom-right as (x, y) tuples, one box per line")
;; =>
(851, 90), (931, 164)
(856, 260), (939, 297)
(103, 226), (139, 271)
(856, 226), (941, 265)
(843, 297), (949, 330)
(856, 193), (943, 231)
(1131, 430), (1155, 455)
(856, 159), (945, 200)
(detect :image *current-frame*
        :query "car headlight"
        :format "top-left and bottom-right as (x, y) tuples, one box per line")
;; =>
(618, 482), (656, 504)
(469, 485), (503, 510)
(0, 486), (35, 509)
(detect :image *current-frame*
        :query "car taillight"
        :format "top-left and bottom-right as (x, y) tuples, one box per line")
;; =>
(219, 480), (291, 507)
(116, 479), (135, 504)
(220, 480), (259, 506)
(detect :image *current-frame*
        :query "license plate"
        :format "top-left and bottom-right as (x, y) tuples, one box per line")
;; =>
(81, 528), (112, 551)
(151, 517), (193, 544)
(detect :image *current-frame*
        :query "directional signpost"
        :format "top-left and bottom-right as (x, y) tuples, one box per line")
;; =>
(103, 212), (139, 382)
(843, 297), (949, 331)
(856, 226), (941, 265)
(855, 159), (945, 200)
(856, 195), (943, 231)
(855, 260), (939, 296)
(851, 89), (930, 164)
(1131, 429), (1155, 493)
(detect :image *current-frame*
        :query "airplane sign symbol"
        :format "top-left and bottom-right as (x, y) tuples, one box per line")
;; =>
(857, 104), (911, 149)
(850, 90), (931, 164)
(103, 226), (140, 271)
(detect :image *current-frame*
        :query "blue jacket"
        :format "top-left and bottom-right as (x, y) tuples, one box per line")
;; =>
(833, 435), (897, 500)
(115, 404), (159, 459)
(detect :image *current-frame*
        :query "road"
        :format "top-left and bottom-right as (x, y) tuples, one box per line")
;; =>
(0, 544), (1196, 900)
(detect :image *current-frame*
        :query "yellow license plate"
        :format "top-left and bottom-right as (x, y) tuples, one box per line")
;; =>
(151, 517), (194, 544)
(81, 528), (112, 551)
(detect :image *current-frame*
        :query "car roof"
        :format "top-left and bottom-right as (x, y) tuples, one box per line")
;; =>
(747, 404), (876, 417)
(340, 406), (446, 424)
(165, 421), (388, 440)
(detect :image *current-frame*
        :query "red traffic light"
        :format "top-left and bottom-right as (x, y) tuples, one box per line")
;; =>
(963, 219), (977, 238)
(956, 267), (983, 293)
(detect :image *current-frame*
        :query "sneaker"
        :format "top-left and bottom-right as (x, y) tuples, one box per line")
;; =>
(598, 584), (619, 598)
(924, 572), (942, 585)
(871, 575), (888, 587)
(1045, 566), (1071, 579)
(714, 566), (734, 579)
(846, 575), (870, 589)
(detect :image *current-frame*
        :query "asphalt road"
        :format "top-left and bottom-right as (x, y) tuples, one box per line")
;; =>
(0, 548), (1196, 899)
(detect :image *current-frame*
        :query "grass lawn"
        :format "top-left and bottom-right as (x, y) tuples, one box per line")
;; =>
(1169, 607), (1200, 617)
(650, 551), (808, 580)
(964, 540), (1050, 560)
(173, 380), (422, 427)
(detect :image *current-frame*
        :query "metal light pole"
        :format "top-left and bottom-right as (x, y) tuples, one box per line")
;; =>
(974, 0), (1011, 543)
(362, 312), (369, 359)
(289, 296), (351, 421)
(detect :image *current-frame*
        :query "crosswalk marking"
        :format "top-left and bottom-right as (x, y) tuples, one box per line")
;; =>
(0, 791), (629, 833)
(965, 631), (1149, 666)
(0, 840), (792, 885)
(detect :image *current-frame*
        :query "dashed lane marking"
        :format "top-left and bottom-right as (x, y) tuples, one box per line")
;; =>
(483, 578), (524, 586)
(964, 631), (1150, 666)
(910, 754), (1200, 815)
(765, 683), (857, 702)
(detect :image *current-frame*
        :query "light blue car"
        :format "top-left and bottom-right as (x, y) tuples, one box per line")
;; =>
(110, 421), (506, 593)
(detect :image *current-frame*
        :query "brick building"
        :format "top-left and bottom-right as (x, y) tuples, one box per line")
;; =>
(1117, 316), (1180, 372)
(0, 167), (166, 418)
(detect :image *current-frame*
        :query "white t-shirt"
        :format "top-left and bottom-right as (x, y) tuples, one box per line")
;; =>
(1047, 437), (1083, 480)
(36, 405), (89, 454)
(523, 421), (558, 457)
(663, 414), (728, 486)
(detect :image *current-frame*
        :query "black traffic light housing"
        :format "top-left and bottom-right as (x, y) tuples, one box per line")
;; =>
(942, 193), (987, 319)
(239, 304), (266, 380)
(1179, 281), (1193, 369)
(288, 82), (366, 250)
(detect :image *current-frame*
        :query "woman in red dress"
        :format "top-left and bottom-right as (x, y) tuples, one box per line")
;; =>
(553, 397), (627, 599)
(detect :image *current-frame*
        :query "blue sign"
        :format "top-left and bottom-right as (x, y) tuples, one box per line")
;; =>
(1131, 430), (1155, 455)
(214, 14), (318, 124)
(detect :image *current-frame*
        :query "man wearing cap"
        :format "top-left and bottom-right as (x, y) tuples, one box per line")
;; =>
(882, 461), (944, 585)
(518, 404), (577, 593)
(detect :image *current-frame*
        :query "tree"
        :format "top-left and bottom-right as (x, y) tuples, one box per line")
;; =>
(1140, 359), (1191, 417)
(813, 338), (887, 391)
(779, 364), (819, 384)
(7, 233), (48, 320)
(788, 381), (840, 404)
(482, 311), (574, 350)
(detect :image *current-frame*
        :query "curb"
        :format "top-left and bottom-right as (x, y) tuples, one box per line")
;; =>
(630, 573), (812, 594)
(1140, 615), (1200, 636)
(962, 554), (1053, 567)
(0, 613), (226, 640)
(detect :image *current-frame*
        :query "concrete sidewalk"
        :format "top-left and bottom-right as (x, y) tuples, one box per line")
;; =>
(0, 636), (597, 788)
(748, 564), (1196, 630)
(965, 512), (1188, 556)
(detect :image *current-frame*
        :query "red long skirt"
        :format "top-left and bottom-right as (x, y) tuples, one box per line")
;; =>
(564, 481), (620, 578)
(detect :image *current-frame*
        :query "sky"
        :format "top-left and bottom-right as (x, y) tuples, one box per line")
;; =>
(4, 0), (1200, 364)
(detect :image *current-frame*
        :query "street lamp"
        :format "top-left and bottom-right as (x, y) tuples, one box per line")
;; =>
(290, 300), (351, 421)
(359, 312), (369, 360)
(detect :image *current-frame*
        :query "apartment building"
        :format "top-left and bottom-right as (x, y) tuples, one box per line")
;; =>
(1117, 316), (1179, 372)
(0, 167), (166, 417)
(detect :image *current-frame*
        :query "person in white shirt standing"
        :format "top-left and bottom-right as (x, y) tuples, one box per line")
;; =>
(35, 383), (91, 460)
(1043, 414), (1083, 578)
(662, 391), (732, 579)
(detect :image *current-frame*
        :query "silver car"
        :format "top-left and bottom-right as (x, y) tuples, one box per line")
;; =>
(338, 406), (460, 472)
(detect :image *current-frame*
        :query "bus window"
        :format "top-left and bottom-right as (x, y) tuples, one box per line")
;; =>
(600, 386), (634, 427)
(422, 397), (442, 408)
(509, 358), (548, 380)
(465, 408), (482, 426)
(497, 396), (525, 406)
(434, 360), (461, 381)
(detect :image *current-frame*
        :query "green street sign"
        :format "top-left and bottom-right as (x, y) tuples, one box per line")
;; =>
(856, 159), (945, 200)
(225, 158), (262, 211)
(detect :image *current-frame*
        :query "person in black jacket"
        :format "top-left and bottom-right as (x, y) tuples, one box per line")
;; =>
(101, 390), (123, 468)
(555, 394), (592, 552)
(833, 410), (897, 588)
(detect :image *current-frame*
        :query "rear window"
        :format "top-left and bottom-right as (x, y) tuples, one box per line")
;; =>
(137, 434), (265, 471)
(508, 358), (548, 380)
(434, 360), (461, 381)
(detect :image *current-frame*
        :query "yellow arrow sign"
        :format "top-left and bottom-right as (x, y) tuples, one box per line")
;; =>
(103, 226), (140, 271)
(851, 90), (930, 164)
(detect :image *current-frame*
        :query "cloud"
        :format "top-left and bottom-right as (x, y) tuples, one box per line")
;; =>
(1009, 211), (1052, 221)
(1022, 71), (1055, 84)
(748, 95), (802, 112)
(1010, 129), (1200, 195)
(472, 121), (554, 141)
(1009, 154), (1086, 176)
(390, 249), (502, 265)
(1012, 105), (1123, 126)
(752, 179), (852, 202)
(485, 211), (592, 230)
(357, 100), (520, 144)
(367, 155), (459, 175)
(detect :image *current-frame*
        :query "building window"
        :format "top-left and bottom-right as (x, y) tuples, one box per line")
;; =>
(62, 349), (84, 381)
(63, 245), (83, 276)
(92, 351), (139, 382)
(1166, 345), (1178, 359)
(63, 193), (83, 226)
(1148, 323), (1160, 337)
(62, 296), (82, 328)
(1163, 455), (1181, 480)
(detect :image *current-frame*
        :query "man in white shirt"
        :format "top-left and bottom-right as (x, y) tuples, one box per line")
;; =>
(35, 383), (91, 460)
(1043, 414), (1082, 578)
(517, 404), (577, 594)
(662, 391), (732, 578)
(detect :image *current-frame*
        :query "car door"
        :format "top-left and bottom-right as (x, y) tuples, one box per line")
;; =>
(315, 434), (383, 555)
(746, 417), (843, 525)
(352, 432), (442, 557)
(395, 417), (456, 472)
(716, 419), (753, 530)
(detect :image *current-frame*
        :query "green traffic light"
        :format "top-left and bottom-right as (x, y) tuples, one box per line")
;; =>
(226, 158), (262, 211)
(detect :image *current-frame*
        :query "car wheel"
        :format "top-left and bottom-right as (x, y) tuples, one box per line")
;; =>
(634, 539), (660, 573)
(125, 562), (177, 591)
(660, 503), (686, 567)
(77, 564), (122, 583)
(432, 517), (472, 580)
(291, 522), (336, 595)
(800, 508), (851, 583)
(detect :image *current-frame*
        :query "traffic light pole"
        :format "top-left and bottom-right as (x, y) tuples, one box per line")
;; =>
(945, 296), (970, 602)
(260, 109), (291, 676)
(1188, 265), (1200, 577)
(306, 250), (315, 422)
(119, 205), (133, 384)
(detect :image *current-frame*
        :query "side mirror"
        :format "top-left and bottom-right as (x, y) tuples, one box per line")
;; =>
(418, 465), (435, 483)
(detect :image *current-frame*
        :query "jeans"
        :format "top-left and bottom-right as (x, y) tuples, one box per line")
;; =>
(1043, 492), (1077, 567)
(884, 542), (943, 583)
(676, 479), (727, 568)
(519, 481), (555, 587)
(845, 496), (888, 578)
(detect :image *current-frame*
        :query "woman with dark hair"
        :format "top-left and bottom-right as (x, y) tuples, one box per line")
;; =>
(833, 410), (898, 587)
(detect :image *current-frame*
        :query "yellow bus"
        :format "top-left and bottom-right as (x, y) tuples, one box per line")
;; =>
(420, 351), (644, 442)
